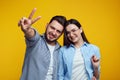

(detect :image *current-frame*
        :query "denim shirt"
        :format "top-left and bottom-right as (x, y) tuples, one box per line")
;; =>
(58, 42), (100, 80)
(20, 30), (61, 80)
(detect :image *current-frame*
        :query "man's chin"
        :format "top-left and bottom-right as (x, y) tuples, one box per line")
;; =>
(49, 39), (56, 42)
(47, 38), (56, 42)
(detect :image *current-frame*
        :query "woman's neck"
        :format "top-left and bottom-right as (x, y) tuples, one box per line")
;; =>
(74, 39), (84, 48)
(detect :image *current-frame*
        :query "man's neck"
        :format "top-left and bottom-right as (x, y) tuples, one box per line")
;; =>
(46, 40), (56, 46)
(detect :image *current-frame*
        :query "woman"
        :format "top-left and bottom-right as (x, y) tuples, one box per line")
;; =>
(58, 19), (100, 80)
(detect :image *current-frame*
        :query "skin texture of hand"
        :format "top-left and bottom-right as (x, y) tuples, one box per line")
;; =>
(91, 55), (99, 69)
(18, 8), (41, 38)
(91, 55), (100, 79)
(92, 76), (97, 80)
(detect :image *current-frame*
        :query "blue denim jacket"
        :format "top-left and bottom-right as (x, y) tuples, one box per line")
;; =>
(20, 30), (61, 80)
(58, 42), (100, 80)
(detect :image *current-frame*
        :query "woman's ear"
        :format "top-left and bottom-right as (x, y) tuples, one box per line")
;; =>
(81, 29), (82, 33)
(80, 27), (82, 33)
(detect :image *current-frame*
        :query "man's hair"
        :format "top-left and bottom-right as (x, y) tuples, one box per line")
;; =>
(49, 15), (66, 27)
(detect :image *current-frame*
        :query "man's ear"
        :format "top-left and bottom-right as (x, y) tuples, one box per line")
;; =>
(45, 23), (49, 29)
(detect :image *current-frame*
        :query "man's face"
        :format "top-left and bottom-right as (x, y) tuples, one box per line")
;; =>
(45, 20), (64, 42)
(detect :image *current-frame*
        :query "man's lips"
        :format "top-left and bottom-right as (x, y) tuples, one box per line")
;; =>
(49, 34), (55, 39)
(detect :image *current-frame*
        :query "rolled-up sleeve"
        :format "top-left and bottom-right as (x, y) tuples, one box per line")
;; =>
(25, 29), (41, 47)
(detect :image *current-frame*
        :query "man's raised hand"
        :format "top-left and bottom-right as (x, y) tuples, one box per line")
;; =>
(18, 8), (41, 32)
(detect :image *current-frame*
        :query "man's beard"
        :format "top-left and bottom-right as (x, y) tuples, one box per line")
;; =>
(45, 32), (57, 44)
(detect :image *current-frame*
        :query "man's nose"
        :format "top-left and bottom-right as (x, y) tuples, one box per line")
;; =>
(52, 30), (57, 35)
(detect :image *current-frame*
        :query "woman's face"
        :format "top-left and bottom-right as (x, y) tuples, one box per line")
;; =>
(66, 24), (82, 43)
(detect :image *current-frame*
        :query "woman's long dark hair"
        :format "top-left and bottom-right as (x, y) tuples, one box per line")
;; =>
(64, 19), (89, 47)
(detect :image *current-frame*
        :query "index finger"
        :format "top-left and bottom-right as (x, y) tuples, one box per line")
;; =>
(28, 8), (37, 19)
(92, 55), (99, 62)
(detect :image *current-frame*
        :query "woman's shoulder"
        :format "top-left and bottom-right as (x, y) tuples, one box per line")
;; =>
(87, 43), (99, 50)
(60, 46), (68, 50)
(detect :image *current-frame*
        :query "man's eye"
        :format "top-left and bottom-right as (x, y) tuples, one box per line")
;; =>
(72, 30), (76, 32)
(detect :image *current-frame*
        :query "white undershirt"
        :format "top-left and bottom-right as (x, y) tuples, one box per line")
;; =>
(72, 48), (88, 80)
(45, 43), (55, 80)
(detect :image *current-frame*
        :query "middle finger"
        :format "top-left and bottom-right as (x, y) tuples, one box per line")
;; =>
(28, 8), (37, 19)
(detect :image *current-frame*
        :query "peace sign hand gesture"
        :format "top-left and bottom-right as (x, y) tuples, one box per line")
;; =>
(18, 8), (41, 33)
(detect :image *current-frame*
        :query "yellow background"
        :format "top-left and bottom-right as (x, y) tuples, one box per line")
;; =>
(0, 0), (120, 80)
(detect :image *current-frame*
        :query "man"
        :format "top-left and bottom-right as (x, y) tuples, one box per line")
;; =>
(18, 8), (66, 80)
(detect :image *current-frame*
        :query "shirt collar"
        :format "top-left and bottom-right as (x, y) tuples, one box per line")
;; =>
(69, 42), (88, 48)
